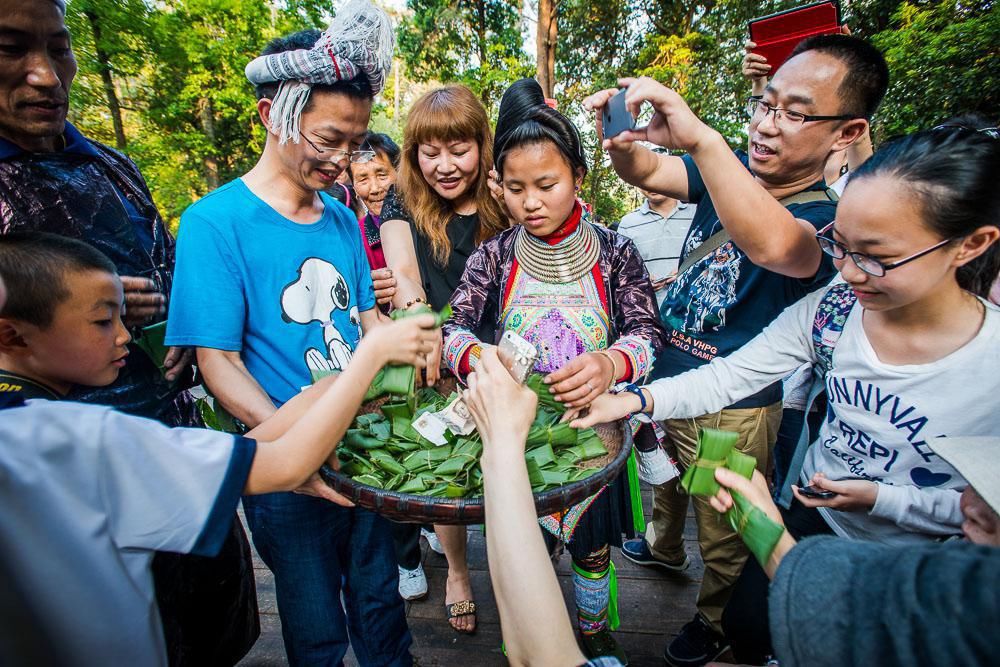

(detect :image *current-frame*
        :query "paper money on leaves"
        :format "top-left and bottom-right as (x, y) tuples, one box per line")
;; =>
(337, 372), (607, 498)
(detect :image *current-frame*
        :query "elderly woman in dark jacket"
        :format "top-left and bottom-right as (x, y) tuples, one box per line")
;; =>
(441, 78), (666, 664)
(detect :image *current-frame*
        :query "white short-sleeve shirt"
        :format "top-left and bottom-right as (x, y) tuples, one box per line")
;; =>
(0, 398), (255, 667)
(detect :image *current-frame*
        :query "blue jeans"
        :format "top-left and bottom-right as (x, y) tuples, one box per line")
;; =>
(242, 492), (412, 666)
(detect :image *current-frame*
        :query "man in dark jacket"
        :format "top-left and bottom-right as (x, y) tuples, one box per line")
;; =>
(0, 1), (258, 664)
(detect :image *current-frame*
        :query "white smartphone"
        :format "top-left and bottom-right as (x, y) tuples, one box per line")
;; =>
(497, 331), (538, 384)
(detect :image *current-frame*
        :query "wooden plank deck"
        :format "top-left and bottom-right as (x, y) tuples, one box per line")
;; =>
(237, 486), (710, 667)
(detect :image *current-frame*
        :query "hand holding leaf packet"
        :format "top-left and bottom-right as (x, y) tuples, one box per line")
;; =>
(682, 428), (786, 565)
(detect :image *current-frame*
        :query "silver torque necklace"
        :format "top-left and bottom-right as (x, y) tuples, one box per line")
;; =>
(513, 220), (600, 284)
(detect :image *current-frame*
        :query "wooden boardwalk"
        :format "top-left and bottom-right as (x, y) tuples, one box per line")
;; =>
(237, 487), (709, 667)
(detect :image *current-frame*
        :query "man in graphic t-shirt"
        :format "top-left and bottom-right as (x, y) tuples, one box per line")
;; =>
(167, 15), (413, 666)
(587, 35), (889, 666)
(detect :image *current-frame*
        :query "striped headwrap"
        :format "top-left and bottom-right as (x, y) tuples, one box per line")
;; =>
(244, 0), (394, 144)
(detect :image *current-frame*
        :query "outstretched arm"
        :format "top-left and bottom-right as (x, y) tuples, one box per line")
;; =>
(465, 349), (586, 667)
(243, 315), (439, 495)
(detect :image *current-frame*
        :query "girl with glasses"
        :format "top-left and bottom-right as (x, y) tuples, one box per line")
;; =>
(571, 127), (1000, 661)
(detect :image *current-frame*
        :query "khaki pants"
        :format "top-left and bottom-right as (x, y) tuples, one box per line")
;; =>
(645, 403), (782, 633)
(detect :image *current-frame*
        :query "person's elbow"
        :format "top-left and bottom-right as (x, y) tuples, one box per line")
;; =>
(744, 239), (823, 279)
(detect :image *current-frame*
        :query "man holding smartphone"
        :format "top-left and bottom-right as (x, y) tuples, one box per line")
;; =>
(585, 34), (888, 667)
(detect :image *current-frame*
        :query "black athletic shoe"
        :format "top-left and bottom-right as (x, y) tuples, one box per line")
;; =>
(581, 629), (629, 666)
(663, 614), (729, 667)
(620, 538), (690, 571)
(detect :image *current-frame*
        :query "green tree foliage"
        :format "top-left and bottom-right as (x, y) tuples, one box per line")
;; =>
(64, 0), (997, 231)
(396, 0), (534, 113)
(870, 1), (999, 137)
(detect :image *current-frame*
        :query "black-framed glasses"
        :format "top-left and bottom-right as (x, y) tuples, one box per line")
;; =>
(299, 132), (376, 164)
(815, 222), (958, 277)
(745, 97), (856, 129)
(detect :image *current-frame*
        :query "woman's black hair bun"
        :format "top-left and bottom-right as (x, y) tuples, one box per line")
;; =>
(494, 78), (588, 176)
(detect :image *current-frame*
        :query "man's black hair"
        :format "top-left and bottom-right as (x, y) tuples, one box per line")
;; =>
(791, 34), (889, 120)
(0, 232), (117, 328)
(254, 29), (373, 102)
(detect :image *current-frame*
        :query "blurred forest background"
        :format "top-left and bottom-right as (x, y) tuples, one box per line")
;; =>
(65, 0), (999, 230)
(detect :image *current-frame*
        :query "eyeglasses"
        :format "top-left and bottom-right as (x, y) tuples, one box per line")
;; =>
(745, 97), (856, 129)
(815, 222), (957, 277)
(299, 132), (376, 164)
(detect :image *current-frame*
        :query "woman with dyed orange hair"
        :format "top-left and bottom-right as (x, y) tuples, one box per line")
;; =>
(379, 84), (506, 634)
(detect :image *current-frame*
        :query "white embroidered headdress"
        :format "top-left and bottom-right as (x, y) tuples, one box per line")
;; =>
(244, 0), (394, 144)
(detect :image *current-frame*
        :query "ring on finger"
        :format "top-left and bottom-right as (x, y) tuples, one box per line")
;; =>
(585, 381), (595, 392)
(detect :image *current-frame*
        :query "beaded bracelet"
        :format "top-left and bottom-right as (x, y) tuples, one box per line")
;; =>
(404, 297), (426, 309)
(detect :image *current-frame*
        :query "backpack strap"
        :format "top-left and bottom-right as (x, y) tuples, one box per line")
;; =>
(675, 228), (729, 276)
(675, 187), (838, 279)
(810, 282), (857, 374)
(778, 187), (839, 207)
(776, 282), (857, 508)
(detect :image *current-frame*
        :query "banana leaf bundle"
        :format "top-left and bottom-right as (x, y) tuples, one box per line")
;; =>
(681, 428), (785, 565)
(337, 372), (609, 498)
(680, 428), (754, 497)
(363, 304), (453, 404)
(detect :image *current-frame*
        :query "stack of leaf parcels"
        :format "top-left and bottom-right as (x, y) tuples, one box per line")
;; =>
(339, 372), (608, 499)
(681, 428), (786, 564)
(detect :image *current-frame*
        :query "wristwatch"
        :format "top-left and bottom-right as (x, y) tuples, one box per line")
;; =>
(622, 383), (647, 414)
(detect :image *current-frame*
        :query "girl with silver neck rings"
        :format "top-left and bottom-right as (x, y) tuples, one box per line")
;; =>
(443, 78), (666, 664)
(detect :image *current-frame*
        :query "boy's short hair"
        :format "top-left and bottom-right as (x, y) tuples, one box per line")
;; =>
(254, 29), (373, 102)
(791, 34), (889, 120)
(0, 232), (118, 328)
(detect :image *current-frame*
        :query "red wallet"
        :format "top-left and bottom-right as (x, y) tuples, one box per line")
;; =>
(749, 1), (841, 73)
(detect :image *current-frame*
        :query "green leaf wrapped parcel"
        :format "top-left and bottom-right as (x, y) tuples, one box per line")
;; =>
(338, 365), (610, 498)
(681, 428), (786, 565)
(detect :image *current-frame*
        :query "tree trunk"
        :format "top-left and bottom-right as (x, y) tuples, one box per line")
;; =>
(199, 98), (220, 190)
(536, 0), (557, 98)
(474, 0), (487, 67)
(84, 10), (127, 149)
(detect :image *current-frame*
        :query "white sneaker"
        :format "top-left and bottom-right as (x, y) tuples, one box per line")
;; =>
(421, 528), (445, 555)
(398, 565), (428, 600)
(636, 446), (680, 485)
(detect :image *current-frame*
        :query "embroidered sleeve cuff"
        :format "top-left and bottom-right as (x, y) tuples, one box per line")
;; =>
(444, 330), (482, 378)
(609, 336), (654, 381)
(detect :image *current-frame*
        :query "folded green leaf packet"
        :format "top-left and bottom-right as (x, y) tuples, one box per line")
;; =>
(337, 372), (607, 498)
(681, 428), (785, 565)
(362, 303), (453, 406)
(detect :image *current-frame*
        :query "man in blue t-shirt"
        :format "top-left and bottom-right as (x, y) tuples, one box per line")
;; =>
(167, 20), (413, 667)
(586, 35), (888, 666)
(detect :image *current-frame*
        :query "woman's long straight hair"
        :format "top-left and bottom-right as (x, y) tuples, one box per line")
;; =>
(398, 85), (506, 266)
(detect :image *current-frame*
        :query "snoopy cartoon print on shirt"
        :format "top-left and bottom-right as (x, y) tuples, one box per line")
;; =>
(281, 257), (361, 378)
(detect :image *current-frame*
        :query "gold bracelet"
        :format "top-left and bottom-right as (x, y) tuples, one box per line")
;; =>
(596, 350), (620, 390)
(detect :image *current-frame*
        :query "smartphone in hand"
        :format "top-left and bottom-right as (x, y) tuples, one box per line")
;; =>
(602, 89), (637, 139)
(798, 484), (837, 500)
(497, 331), (538, 384)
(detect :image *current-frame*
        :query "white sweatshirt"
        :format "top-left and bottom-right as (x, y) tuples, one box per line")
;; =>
(648, 285), (1000, 545)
